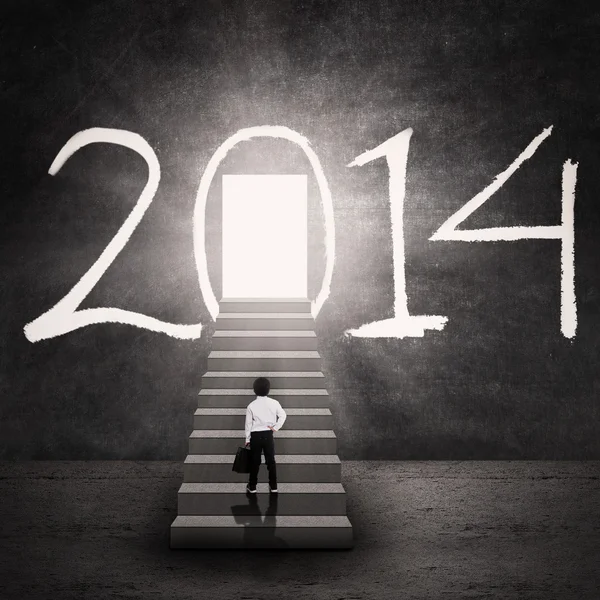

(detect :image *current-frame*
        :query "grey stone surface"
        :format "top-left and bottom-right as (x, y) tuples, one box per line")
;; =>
(218, 299), (311, 313)
(183, 455), (341, 483)
(184, 454), (341, 464)
(203, 372), (325, 377)
(212, 331), (318, 351)
(198, 389), (330, 408)
(177, 490), (347, 516)
(209, 351), (321, 357)
(215, 314), (315, 330)
(179, 482), (346, 493)
(188, 430), (337, 454)
(192, 409), (332, 430)
(217, 313), (314, 319)
(198, 390), (329, 409)
(219, 298), (310, 301)
(207, 353), (322, 371)
(198, 396), (330, 408)
(201, 372), (325, 389)
(173, 515), (351, 527)
(189, 429), (336, 437)
(213, 330), (316, 336)
(198, 388), (327, 394)
(194, 408), (331, 414)
(170, 515), (353, 549)
(1, 461), (598, 599)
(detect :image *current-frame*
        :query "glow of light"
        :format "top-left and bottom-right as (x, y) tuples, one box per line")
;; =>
(222, 174), (307, 298)
(193, 126), (336, 320)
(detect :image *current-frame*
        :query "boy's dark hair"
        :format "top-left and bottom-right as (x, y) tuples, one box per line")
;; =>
(253, 377), (271, 396)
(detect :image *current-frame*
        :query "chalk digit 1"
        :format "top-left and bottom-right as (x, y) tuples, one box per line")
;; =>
(429, 125), (578, 339)
(23, 128), (203, 342)
(344, 128), (448, 338)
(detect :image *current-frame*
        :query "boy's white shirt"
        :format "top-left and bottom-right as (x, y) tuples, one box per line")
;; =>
(245, 395), (287, 443)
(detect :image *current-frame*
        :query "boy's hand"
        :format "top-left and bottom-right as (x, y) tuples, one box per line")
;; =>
(245, 442), (250, 447)
(268, 426), (275, 431)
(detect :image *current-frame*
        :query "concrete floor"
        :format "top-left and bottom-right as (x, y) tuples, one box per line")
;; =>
(0, 461), (599, 599)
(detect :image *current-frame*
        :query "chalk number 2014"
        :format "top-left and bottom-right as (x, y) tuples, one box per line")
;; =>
(23, 125), (577, 343)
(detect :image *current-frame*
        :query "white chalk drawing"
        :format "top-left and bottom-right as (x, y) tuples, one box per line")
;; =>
(192, 125), (335, 320)
(24, 124), (578, 342)
(560, 160), (577, 338)
(429, 126), (578, 338)
(344, 128), (448, 338)
(24, 125), (335, 341)
(23, 128), (203, 342)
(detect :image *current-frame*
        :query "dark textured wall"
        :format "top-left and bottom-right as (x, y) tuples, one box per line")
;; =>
(1, 0), (599, 459)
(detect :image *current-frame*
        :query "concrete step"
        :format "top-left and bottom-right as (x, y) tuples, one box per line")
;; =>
(170, 515), (353, 549)
(193, 408), (333, 430)
(215, 313), (314, 330)
(208, 350), (321, 372)
(177, 482), (347, 515)
(200, 372), (326, 389)
(189, 430), (337, 454)
(183, 454), (341, 483)
(211, 330), (318, 351)
(198, 388), (330, 408)
(219, 298), (311, 314)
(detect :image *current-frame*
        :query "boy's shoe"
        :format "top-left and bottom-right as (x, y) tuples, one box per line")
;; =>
(246, 484), (257, 494)
(269, 485), (278, 494)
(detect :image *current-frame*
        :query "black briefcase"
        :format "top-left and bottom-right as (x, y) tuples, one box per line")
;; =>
(232, 446), (251, 473)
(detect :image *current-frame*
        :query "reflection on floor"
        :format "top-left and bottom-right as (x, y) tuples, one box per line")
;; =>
(2, 461), (599, 599)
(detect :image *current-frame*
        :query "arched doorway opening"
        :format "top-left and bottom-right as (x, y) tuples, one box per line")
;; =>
(222, 173), (307, 298)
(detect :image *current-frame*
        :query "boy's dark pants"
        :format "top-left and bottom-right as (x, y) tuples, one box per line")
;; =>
(248, 430), (277, 488)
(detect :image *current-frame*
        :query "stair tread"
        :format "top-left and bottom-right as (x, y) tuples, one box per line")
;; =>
(203, 371), (324, 377)
(217, 313), (313, 318)
(178, 482), (344, 493)
(172, 515), (351, 528)
(185, 454), (340, 464)
(194, 408), (331, 416)
(213, 330), (316, 337)
(209, 350), (320, 358)
(190, 429), (336, 438)
(199, 388), (328, 395)
(220, 298), (309, 302)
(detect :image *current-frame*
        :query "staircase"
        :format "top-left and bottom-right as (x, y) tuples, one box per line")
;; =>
(170, 298), (353, 549)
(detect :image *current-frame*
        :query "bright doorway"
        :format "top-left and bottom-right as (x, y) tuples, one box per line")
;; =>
(222, 174), (307, 298)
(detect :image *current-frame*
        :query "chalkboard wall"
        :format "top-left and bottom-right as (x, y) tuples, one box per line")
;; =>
(2, 0), (599, 459)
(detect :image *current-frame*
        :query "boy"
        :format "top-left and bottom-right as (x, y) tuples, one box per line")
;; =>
(245, 376), (287, 494)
